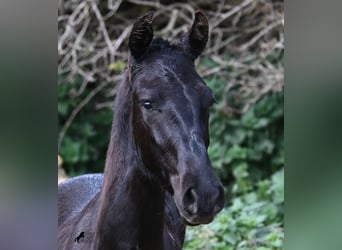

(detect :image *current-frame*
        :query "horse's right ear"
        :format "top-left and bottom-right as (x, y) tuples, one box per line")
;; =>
(180, 10), (209, 60)
(129, 11), (154, 61)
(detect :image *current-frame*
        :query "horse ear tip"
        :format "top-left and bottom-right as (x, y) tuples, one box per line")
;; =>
(195, 10), (205, 15)
(195, 10), (208, 20)
(141, 11), (154, 24)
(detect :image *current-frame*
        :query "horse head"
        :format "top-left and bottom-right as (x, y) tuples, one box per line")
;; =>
(128, 11), (225, 225)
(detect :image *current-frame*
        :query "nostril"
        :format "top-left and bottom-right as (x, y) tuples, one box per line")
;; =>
(182, 188), (198, 215)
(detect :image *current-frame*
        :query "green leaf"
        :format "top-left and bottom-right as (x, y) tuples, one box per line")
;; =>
(271, 168), (284, 203)
(226, 145), (248, 163)
(59, 137), (81, 163)
(108, 60), (127, 72)
(58, 102), (70, 116)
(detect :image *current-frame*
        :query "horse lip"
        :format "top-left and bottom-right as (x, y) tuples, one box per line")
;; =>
(179, 208), (214, 226)
(182, 214), (214, 226)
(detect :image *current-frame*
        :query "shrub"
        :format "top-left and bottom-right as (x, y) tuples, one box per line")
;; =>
(184, 168), (284, 250)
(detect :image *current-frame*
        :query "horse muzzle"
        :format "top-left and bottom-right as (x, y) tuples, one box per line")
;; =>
(176, 183), (225, 226)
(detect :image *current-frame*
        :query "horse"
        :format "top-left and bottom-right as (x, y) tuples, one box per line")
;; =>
(74, 232), (85, 243)
(58, 10), (225, 250)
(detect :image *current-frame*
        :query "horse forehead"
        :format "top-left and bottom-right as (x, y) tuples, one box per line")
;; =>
(139, 52), (208, 95)
(145, 61), (203, 88)
(144, 50), (192, 71)
(142, 69), (206, 97)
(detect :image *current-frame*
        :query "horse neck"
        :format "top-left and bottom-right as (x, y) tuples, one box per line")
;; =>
(95, 73), (165, 249)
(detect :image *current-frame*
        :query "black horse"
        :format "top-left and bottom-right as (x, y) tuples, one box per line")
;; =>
(74, 232), (85, 243)
(58, 11), (225, 250)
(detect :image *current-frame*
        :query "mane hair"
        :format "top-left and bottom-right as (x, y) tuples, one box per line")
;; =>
(100, 71), (132, 188)
(150, 37), (172, 50)
(148, 37), (186, 55)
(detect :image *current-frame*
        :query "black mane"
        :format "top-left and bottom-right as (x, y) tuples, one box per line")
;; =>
(148, 37), (185, 55)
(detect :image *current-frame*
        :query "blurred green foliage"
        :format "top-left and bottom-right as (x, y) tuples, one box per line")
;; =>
(58, 76), (113, 176)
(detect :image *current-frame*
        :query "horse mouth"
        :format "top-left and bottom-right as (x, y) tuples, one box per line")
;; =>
(179, 209), (215, 226)
(184, 220), (199, 226)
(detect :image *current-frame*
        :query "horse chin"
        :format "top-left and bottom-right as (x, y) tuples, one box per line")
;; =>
(184, 220), (199, 226)
(181, 215), (214, 226)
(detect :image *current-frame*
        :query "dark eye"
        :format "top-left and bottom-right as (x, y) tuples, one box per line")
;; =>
(142, 100), (153, 110)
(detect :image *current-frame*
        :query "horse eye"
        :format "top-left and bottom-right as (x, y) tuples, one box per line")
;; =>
(142, 100), (153, 110)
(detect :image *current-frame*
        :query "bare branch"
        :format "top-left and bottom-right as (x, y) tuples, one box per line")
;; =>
(58, 0), (284, 138)
(90, 2), (115, 55)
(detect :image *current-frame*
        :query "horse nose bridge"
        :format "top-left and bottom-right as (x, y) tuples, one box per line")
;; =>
(179, 150), (219, 190)
(176, 128), (218, 185)
(198, 167), (222, 188)
(176, 127), (207, 160)
(190, 130), (203, 142)
(187, 129), (207, 153)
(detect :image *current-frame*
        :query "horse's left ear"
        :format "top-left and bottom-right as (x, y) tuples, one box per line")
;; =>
(180, 10), (209, 60)
(129, 11), (154, 61)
